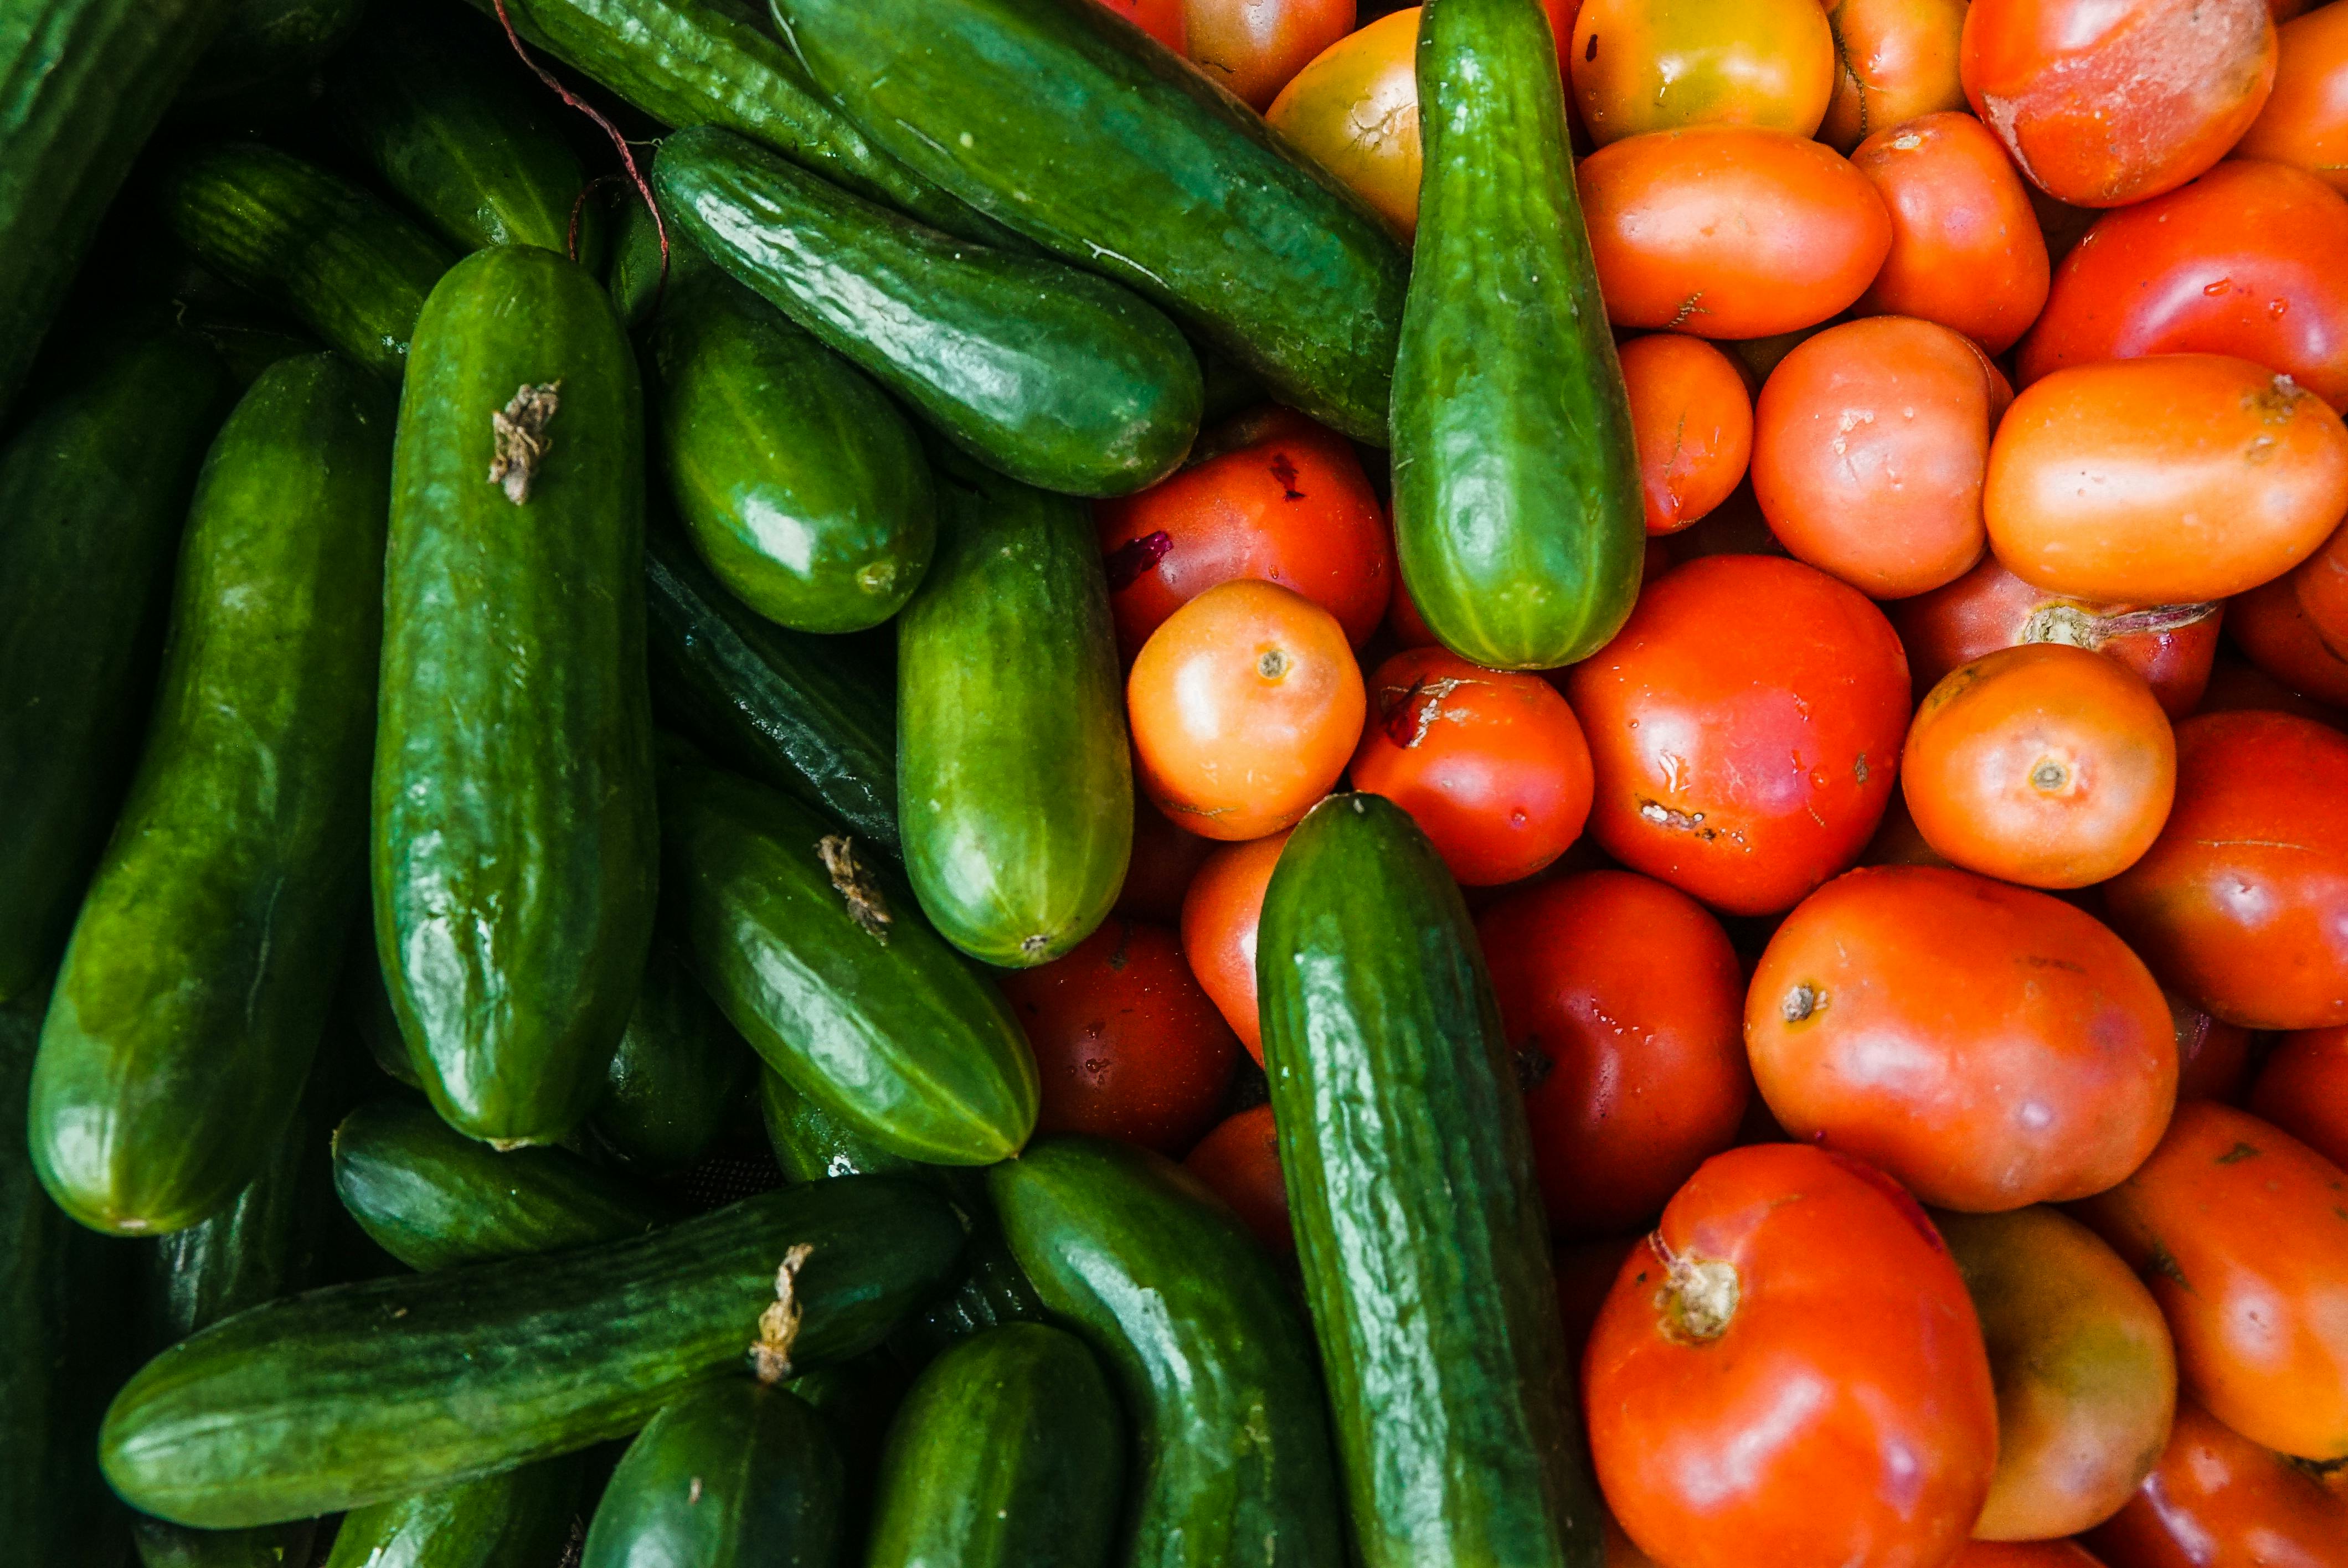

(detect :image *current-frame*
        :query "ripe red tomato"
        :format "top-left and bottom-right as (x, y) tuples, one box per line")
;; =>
(2236, 0), (2348, 197)
(1181, 1102), (1292, 1254)
(2296, 519), (2348, 657)
(1951, 1545), (2110, 1568)
(2084, 1396), (2348, 1568)
(1583, 1143), (1998, 1568)
(1618, 333), (1753, 535)
(1850, 112), (2051, 355)
(2229, 570), (2348, 708)
(1477, 870), (1749, 1237)
(2246, 1025), (2348, 1169)
(2169, 990), (2253, 1102)
(1115, 790), (1215, 923)
(1091, 0), (1189, 50)
(1179, 0), (1356, 110)
(1178, 827), (1288, 1066)
(1817, 0), (1970, 152)
(1563, 555), (1911, 915)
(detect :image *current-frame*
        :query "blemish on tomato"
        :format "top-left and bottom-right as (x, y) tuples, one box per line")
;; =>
(1268, 452), (1305, 501)
(1104, 529), (1173, 591)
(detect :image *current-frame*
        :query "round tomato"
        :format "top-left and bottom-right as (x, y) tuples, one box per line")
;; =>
(1619, 333), (1753, 535)
(1180, 0), (1356, 110)
(2236, 0), (2348, 197)
(1092, 0), (1188, 49)
(2296, 519), (2348, 657)
(1818, 0), (1970, 151)
(1851, 112), (2051, 354)
(2169, 990), (2254, 1102)
(2084, 1396), (2348, 1568)
(2247, 1025), (2348, 1170)
(2228, 571), (2348, 708)
(1179, 827), (1288, 1065)
(1116, 789), (1215, 923)
(1568, 0), (1836, 145)
(1182, 1102), (1293, 1254)
(1264, 9), (1422, 236)
(1583, 1143), (1998, 1568)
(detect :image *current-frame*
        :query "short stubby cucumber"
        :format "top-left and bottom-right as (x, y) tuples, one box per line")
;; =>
(581, 1380), (844, 1568)
(588, 938), (756, 1173)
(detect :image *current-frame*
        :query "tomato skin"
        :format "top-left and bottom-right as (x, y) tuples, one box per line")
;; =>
(2296, 519), (2348, 658)
(2083, 1396), (2348, 1568)
(1568, 0), (1836, 145)
(1264, 9), (1421, 236)
(2236, 0), (2348, 197)
(1819, 0), (1970, 152)
(1477, 870), (1749, 1237)
(1577, 127), (1894, 339)
(2169, 990), (2253, 1102)
(2228, 571), (2348, 708)
(1583, 1143), (1999, 1568)
(1091, 0), (1189, 50)
(1181, 1102), (1293, 1254)
(1116, 789), (1215, 923)
(1178, 827), (1288, 1065)
(1951, 1545), (2112, 1568)
(2246, 1025), (2348, 1170)
(2103, 710), (2348, 1029)
(1851, 112), (2051, 355)
(2191, 647), (2348, 728)
(1619, 333), (1753, 535)
(1180, 0), (1356, 110)
(2073, 1100), (2348, 1460)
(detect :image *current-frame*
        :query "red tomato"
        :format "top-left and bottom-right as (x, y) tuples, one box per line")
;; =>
(1952, 1546), (2112, 1568)
(2084, 1396), (2348, 1568)
(1115, 788), (1215, 923)
(1181, 1102), (1292, 1254)
(1563, 555), (1911, 915)
(1384, 569), (1438, 648)
(1180, 0), (1356, 110)
(2296, 519), (2348, 657)
(1091, 0), (1189, 50)
(1477, 870), (1748, 1237)
(1618, 333), (1753, 535)
(1819, 0), (1971, 152)
(2192, 647), (2348, 727)
(2228, 571), (2348, 708)
(2170, 990), (2254, 1102)
(1178, 828), (1288, 1066)
(1583, 1143), (1999, 1568)
(2246, 1025), (2348, 1169)
(2235, 0), (2348, 197)
(1851, 112), (2051, 354)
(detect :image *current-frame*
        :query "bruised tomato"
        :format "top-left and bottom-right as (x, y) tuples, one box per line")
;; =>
(1182, 1102), (1292, 1253)
(1264, 9), (1422, 235)
(1115, 790), (1215, 923)
(2236, 0), (2348, 196)
(1180, 0), (1356, 110)
(2170, 991), (2254, 1102)
(1583, 1143), (1999, 1568)
(2228, 570), (2348, 708)
(2296, 519), (2348, 657)
(1179, 828), (1288, 1065)
(2084, 1396), (2348, 1568)
(1568, 0), (1836, 145)
(1851, 112), (2051, 354)
(1819, 0), (1970, 151)
(1619, 333), (1753, 535)
(2247, 1025), (2348, 1170)
(1091, 0), (1188, 49)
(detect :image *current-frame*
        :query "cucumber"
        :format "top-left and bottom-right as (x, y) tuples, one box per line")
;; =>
(769, 0), (1408, 443)
(101, 1174), (965, 1529)
(153, 142), (456, 382)
(898, 451), (1130, 966)
(374, 244), (657, 1148)
(0, 328), (233, 1004)
(30, 353), (393, 1236)
(653, 125), (1202, 498)
(322, 1458), (585, 1568)
(581, 1380), (844, 1568)
(1258, 792), (1601, 1568)
(648, 261), (936, 632)
(760, 1065), (918, 1182)
(184, 0), (368, 103)
(588, 939), (756, 1173)
(989, 1138), (1343, 1568)
(663, 756), (1038, 1166)
(606, 189), (710, 331)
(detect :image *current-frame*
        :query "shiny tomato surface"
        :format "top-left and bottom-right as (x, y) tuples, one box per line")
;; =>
(2228, 571), (2348, 708)
(1091, 0), (1189, 49)
(2247, 1025), (2348, 1171)
(1182, 1102), (1293, 1254)
(1264, 8), (1423, 235)
(1619, 332), (1753, 535)
(2234, 0), (2348, 195)
(1851, 112), (2051, 354)
(1178, 828), (1288, 1065)
(1568, 0), (1836, 144)
(2296, 519), (2348, 657)
(1180, 0), (1357, 109)
(1819, 0), (1970, 151)
(2084, 1396), (2348, 1568)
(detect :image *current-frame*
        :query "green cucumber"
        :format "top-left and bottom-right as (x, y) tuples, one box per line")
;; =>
(607, 189), (710, 330)
(30, 353), (393, 1236)
(588, 939), (756, 1173)
(760, 1065), (918, 1182)
(101, 1174), (965, 1529)
(184, 0), (368, 103)
(663, 757), (1038, 1166)
(375, 244), (657, 1147)
(154, 142), (456, 382)
(990, 1138), (1343, 1568)
(0, 328), (233, 1004)
(898, 452), (1130, 966)
(322, 1459), (585, 1568)
(769, 0), (1408, 442)
(1391, 0), (1641, 670)
(648, 261), (936, 632)
(581, 1380), (843, 1568)
(653, 125), (1202, 498)
(1259, 792), (1601, 1567)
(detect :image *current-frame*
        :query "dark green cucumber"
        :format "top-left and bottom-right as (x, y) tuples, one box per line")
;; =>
(664, 757), (1038, 1166)
(322, 1458), (585, 1568)
(759, 1066), (918, 1181)
(375, 244), (657, 1147)
(649, 261), (936, 631)
(0, 329), (233, 1004)
(30, 353), (392, 1235)
(770, 0), (1408, 442)
(654, 125), (1201, 498)
(1391, 0), (1641, 670)
(183, 0), (368, 103)
(1258, 792), (1600, 1568)
(898, 452), (1130, 966)
(581, 1380), (843, 1568)
(990, 1138), (1343, 1568)
(101, 1174), (964, 1528)
(607, 190), (712, 330)
(154, 143), (456, 383)
(867, 1323), (1122, 1568)
(588, 939), (756, 1173)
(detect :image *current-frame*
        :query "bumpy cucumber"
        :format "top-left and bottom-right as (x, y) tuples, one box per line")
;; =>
(581, 1380), (844, 1568)
(759, 1066), (918, 1182)
(183, 0), (368, 102)
(321, 1459), (585, 1568)
(588, 939), (756, 1173)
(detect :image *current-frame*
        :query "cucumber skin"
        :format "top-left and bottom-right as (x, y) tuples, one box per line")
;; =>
(588, 938), (756, 1173)
(321, 1459), (584, 1568)
(1391, 0), (1642, 671)
(759, 1065), (918, 1182)
(374, 245), (658, 1148)
(1258, 793), (1602, 1568)
(990, 1138), (1345, 1568)
(31, 353), (393, 1236)
(0, 329), (234, 1004)
(653, 125), (1202, 498)
(185, 0), (368, 102)
(898, 454), (1131, 967)
(581, 1381), (844, 1568)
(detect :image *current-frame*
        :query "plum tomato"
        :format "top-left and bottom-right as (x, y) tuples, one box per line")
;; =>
(1960, 0), (2278, 208)
(1750, 315), (2005, 598)
(1983, 354), (2348, 604)
(1000, 916), (1240, 1155)
(1180, 0), (1356, 110)
(1092, 0), (1189, 50)
(2017, 160), (2348, 411)
(1095, 404), (1393, 661)
(2236, 0), (2348, 197)
(1179, 827), (1289, 1065)
(1818, 0), (1970, 152)
(1349, 647), (1594, 886)
(2083, 1396), (2348, 1568)
(1126, 578), (1364, 842)
(1951, 1545), (2112, 1568)
(1563, 554), (1911, 915)
(2296, 519), (2348, 657)
(1618, 332), (1753, 535)
(1478, 870), (1749, 1237)
(2228, 570), (2348, 708)
(1851, 112), (2052, 355)
(1746, 864), (2177, 1211)
(1181, 1102), (1293, 1254)
(1264, 8), (1422, 236)
(1568, 0), (1836, 145)
(2247, 1025), (2348, 1170)
(1577, 127), (1894, 339)
(1934, 1206), (2178, 1540)
(2169, 991), (2254, 1103)
(2102, 710), (2348, 1029)
(1115, 788), (1216, 923)
(1582, 1143), (1999, 1568)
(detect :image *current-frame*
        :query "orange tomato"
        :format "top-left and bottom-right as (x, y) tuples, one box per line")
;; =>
(2084, 1396), (2348, 1568)
(2247, 1025), (2348, 1169)
(1264, 9), (1421, 236)
(1568, 0), (1836, 145)
(1960, 0), (2279, 207)
(1951, 1545), (2112, 1568)
(1619, 333), (1753, 535)
(1819, 0), (1971, 151)
(1180, 0), (1356, 110)
(1983, 354), (2348, 604)
(2234, 0), (2348, 196)
(1115, 790), (1215, 922)
(1178, 828), (1286, 1066)
(1091, 0), (1189, 50)
(2296, 518), (2348, 656)
(1181, 1102), (1293, 1254)
(2229, 570), (2348, 708)
(2169, 990), (2254, 1102)
(1851, 112), (2052, 354)
(2074, 1100), (2348, 1460)
(1127, 578), (1365, 842)
(1577, 127), (1894, 339)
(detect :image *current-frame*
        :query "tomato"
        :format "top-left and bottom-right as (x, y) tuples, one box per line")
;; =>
(1984, 354), (2348, 604)
(1116, 788), (1215, 923)
(1819, 0), (1970, 151)
(1127, 578), (1365, 842)
(2247, 1025), (2348, 1169)
(1264, 9), (1421, 236)
(2075, 1100), (2348, 1459)
(1934, 1206), (2178, 1540)
(1851, 112), (2051, 355)
(1583, 1143), (1998, 1568)
(1477, 870), (1749, 1237)
(1000, 917), (1239, 1155)
(2169, 990), (2254, 1102)
(1181, 1102), (1292, 1254)
(1568, 0), (1836, 145)
(1888, 555), (2225, 720)
(2296, 519), (2348, 657)
(1619, 333), (1753, 535)
(1564, 555), (1911, 915)
(1951, 1545), (2112, 1568)
(2084, 1396), (2348, 1568)
(2236, 0), (2348, 197)
(1577, 128), (1894, 339)
(2228, 571), (2348, 708)
(2192, 647), (2348, 726)
(2103, 710), (2348, 1029)
(1091, 0), (1189, 50)
(1750, 315), (2004, 599)
(2016, 160), (2348, 412)
(1960, 0), (2278, 208)
(1179, 0), (1356, 110)
(1178, 827), (1288, 1065)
